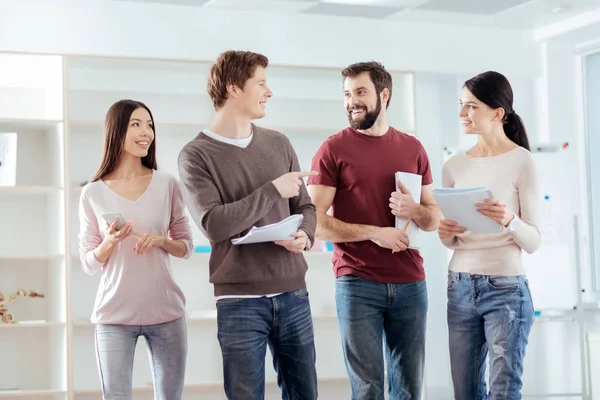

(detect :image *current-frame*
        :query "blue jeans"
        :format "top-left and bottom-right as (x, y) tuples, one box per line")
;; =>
(335, 275), (428, 400)
(216, 288), (318, 400)
(447, 271), (534, 400)
(94, 316), (187, 400)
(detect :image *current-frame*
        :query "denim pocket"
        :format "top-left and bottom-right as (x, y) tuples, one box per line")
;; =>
(524, 279), (535, 311)
(216, 297), (246, 306)
(447, 274), (457, 291)
(293, 287), (309, 299)
(487, 276), (521, 290)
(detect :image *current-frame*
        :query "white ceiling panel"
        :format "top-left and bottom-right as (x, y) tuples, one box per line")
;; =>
(204, 0), (317, 12)
(302, 2), (404, 18)
(322, 0), (428, 6)
(102, 0), (600, 30)
(387, 8), (493, 25)
(416, 0), (535, 15)
(110, 0), (213, 5)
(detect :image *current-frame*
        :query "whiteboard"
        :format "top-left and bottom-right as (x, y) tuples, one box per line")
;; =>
(523, 145), (578, 311)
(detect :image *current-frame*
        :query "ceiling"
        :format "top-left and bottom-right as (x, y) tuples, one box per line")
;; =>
(111, 0), (600, 29)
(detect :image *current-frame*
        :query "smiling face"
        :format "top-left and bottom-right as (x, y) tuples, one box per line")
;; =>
(232, 66), (273, 120)
(343, 72), (383, 130)
(458, 86), (503, 135)
(123, 107), (154, 158)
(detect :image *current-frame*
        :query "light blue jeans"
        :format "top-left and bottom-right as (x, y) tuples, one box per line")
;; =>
(335, 275), (428, 400)
(447, 271), (534, 400)
(94, 316), (187, 400)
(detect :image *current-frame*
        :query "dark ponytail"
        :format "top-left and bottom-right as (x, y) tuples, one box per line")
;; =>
(504, 111), (530, 151)
(464, 71), (530, 151)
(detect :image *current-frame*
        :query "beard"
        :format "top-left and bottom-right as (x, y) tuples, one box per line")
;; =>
(347, 94), (382, 130)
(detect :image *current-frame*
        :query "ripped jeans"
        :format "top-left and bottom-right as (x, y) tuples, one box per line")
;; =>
(447, 271), (534, 400)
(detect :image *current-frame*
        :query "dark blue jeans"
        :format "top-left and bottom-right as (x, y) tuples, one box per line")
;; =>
(447, 271), (534, 400)
(335, 275), (428, 400)
(216, 288), (318, 400)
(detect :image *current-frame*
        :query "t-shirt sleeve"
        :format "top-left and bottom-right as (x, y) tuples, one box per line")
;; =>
(417, 142), (433, 186)
(308, 140), (338, 187)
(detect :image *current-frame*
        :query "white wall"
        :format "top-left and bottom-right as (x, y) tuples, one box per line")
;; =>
(0, 0), (540, 77)
(413, 72), (457, 397)
(540, 30), (597, 298)
(533, 19), (600, 397)
(1, 0), (570, 397)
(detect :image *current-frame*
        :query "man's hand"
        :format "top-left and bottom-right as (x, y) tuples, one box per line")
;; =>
(272, 171), (318, 199)
(389, 180), (419, 220)
(370, 227), (410, 253)
(274, 230), (309, 253)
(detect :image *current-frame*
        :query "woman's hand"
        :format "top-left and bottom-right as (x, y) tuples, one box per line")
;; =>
(133, 233), (166, 255)
(476, 198), (513, 227)
(438, 219), (466, 240)
(104, 220), (133, 247)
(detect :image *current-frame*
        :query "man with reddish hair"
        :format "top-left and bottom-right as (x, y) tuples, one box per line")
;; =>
(178, 50), (319, 399)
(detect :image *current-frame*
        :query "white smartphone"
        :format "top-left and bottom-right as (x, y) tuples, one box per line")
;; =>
(102, 212), (126, 230)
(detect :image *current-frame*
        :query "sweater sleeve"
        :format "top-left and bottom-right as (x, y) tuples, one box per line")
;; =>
(508, 153), (542, 254)
(78, 190), (106, 275)
(168, 178), (195, 259)
(178, 150), (282, 244)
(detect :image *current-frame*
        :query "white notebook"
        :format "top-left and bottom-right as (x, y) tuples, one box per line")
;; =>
(395, 171), (422, 249)
(433, 187), (502, 233)
(231, 214), (304, 245)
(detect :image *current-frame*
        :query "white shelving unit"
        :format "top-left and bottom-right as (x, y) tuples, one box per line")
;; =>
(0, 52), (67, 400)
(0, 51), (416, 399)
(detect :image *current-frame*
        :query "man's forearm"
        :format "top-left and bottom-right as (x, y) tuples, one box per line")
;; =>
(413, 204), (440, 231)
(315, 212), (377, 243)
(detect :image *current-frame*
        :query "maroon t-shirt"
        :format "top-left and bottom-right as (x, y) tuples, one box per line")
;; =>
(308, 127), (433, 283)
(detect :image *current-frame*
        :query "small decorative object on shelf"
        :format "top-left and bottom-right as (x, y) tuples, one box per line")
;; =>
(0, 289), (45, 323)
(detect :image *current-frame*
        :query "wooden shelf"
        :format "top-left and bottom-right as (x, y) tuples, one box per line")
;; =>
(0, 186), (63, 195)
(0, 254), (63, 260)
(0, 389), (66, 398)
(0, 321), (65, 329)
(0, 118), (62, 132)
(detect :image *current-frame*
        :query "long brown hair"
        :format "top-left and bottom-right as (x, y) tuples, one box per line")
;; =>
(91, 100), (157, 182)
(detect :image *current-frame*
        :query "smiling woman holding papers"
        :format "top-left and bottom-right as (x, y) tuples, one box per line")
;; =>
(438, 71), (541, 399)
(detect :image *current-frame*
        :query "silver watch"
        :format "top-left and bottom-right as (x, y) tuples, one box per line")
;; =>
(506, 214), (519, 232)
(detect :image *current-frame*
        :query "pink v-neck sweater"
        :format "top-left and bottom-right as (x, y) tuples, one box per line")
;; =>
(78, 170), (194, 325)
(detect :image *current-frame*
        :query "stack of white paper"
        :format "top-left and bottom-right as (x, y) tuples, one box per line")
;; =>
(395, 171), (422, 249)
(433, 187), (502, 233)
(231, 214), (304, 245)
